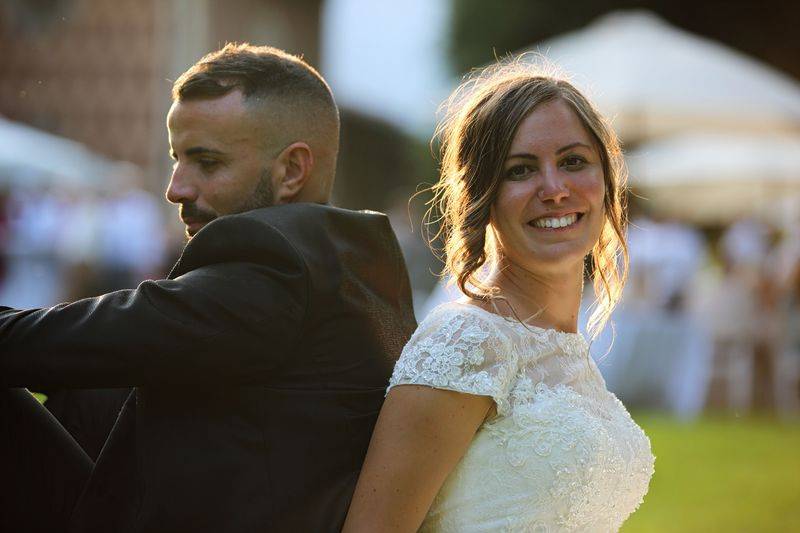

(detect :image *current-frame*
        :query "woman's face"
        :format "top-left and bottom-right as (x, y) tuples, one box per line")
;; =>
(490, 98), (606, 276)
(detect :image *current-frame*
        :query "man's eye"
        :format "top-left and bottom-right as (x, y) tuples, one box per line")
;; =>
(505, 164), (535, 180)
(561, 155), (586, 170)
(198, 159), (218, 170)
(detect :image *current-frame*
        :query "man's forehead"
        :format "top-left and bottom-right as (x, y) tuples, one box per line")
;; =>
(167, 92), (268, 148)
(167, 91), (250, 128)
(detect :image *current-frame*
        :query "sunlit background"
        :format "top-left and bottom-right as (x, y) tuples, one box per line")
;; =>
(1, 1), (799, 530)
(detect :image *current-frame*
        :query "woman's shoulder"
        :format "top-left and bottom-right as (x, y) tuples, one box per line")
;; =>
(399, 301), (524, 370)
(390, 300), (521, 412)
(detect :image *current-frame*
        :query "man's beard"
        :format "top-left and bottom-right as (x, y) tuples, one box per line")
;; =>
(237, 168), (275, 212)
(181, 168), (274, 239)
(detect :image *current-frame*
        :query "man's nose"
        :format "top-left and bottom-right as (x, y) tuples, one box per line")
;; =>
(165, 165), (198, 205)
(537, 166), (570, 203)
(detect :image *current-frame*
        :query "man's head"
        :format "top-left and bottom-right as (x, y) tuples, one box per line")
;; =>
(166, 43), (339, 237)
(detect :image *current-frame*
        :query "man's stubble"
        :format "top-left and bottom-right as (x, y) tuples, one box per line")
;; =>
(181, 168), (274, 240)
(238, 167), (275, 212)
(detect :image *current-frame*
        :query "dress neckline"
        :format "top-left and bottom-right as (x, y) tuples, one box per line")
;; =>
(447, 301), (588, 345)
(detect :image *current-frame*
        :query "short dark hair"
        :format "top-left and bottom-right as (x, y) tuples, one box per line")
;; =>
(172, 42), (337, 115)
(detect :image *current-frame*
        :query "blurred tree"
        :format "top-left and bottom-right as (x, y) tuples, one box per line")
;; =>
(334, 107), (436, 213)
(450, 0), (800, 80)
(0, 0), (71, 37)
(449, 0), (613, 74)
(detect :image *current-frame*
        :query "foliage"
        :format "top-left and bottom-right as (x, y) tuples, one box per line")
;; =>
(334, 108), (436, 213)
(449, 0), (621, 74)
(449, 0), (800, 80)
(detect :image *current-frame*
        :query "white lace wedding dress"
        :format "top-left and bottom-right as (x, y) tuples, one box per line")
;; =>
(388, 302), (655, 532)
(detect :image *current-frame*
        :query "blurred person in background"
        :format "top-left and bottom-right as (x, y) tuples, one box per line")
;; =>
(765, 220), (800, 413)
(56, 185), (104, 299)
(96, 165), (167, 291)
(1, 43), (415, 533)
(344, 59), (654, 532)
(703, 218), (774, 411)
(778, 256), (800, 412)
(0, 183), (66, 307)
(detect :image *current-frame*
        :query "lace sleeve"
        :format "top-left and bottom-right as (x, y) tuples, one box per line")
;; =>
(387, 305), (519, 416)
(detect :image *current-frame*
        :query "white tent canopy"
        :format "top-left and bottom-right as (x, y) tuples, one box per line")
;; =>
(0, 116), (116, 188)
(627, 133), (800, 224)
(528, 11), (800, 141)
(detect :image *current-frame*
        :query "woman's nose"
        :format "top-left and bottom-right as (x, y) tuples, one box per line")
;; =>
(537, 167), (570, 203)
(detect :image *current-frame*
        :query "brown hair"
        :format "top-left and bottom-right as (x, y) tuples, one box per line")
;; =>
(427, 57), (628, 338)
(172, 42), (336, 112)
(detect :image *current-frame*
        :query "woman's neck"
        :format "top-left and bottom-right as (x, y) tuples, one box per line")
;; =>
(479, 257), (585, 333)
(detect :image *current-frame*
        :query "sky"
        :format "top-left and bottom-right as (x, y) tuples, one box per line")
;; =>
(321, 0), (454, 139)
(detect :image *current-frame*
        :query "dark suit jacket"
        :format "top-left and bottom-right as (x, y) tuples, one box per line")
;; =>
(0, 204), (417, 533)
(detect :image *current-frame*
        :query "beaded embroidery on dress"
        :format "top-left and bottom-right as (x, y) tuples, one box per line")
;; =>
(388, 302), (655, 532)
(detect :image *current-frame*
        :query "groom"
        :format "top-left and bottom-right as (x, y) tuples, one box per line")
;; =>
(0, 43), (416, 532)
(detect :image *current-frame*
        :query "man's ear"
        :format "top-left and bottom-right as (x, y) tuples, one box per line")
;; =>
(273, 142), (314, 204)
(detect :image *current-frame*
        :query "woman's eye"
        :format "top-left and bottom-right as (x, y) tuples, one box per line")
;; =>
(505, 164), (535, 180)
(561, 155), (586, 170)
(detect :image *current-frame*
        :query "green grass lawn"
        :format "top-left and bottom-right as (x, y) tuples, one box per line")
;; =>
(622, 413), (800, 532)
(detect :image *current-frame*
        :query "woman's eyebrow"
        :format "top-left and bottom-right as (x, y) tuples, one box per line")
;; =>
(556, 142), (592, 154)
(506, 142), (592, 161)
(505, 152), (538, 161)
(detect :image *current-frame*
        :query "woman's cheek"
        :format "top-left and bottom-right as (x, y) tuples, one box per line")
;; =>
(576, 169), (604, 192)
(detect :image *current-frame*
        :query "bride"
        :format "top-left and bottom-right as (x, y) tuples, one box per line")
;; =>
(343, 59), (655, 532)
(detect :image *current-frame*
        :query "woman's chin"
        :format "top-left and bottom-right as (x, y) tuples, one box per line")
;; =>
(514, 244), (591, 275)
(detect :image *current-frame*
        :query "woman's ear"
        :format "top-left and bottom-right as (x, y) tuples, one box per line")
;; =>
(273, 142), (314, 204)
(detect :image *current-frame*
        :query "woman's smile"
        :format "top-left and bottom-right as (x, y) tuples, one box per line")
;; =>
(528, 211), (585, 231)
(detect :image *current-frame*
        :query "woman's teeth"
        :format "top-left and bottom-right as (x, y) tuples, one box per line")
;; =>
(532, 213), (579, 229)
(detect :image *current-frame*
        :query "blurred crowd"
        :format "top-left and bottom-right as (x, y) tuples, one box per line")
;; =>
(0, 181), (179, 308)
(589, 211), (800, 418)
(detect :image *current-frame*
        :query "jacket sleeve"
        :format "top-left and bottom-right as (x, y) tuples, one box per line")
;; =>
(0, 215), (308, 389)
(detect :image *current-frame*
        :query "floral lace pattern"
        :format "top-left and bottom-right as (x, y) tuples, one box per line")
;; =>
(388, 302), (655, 532)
